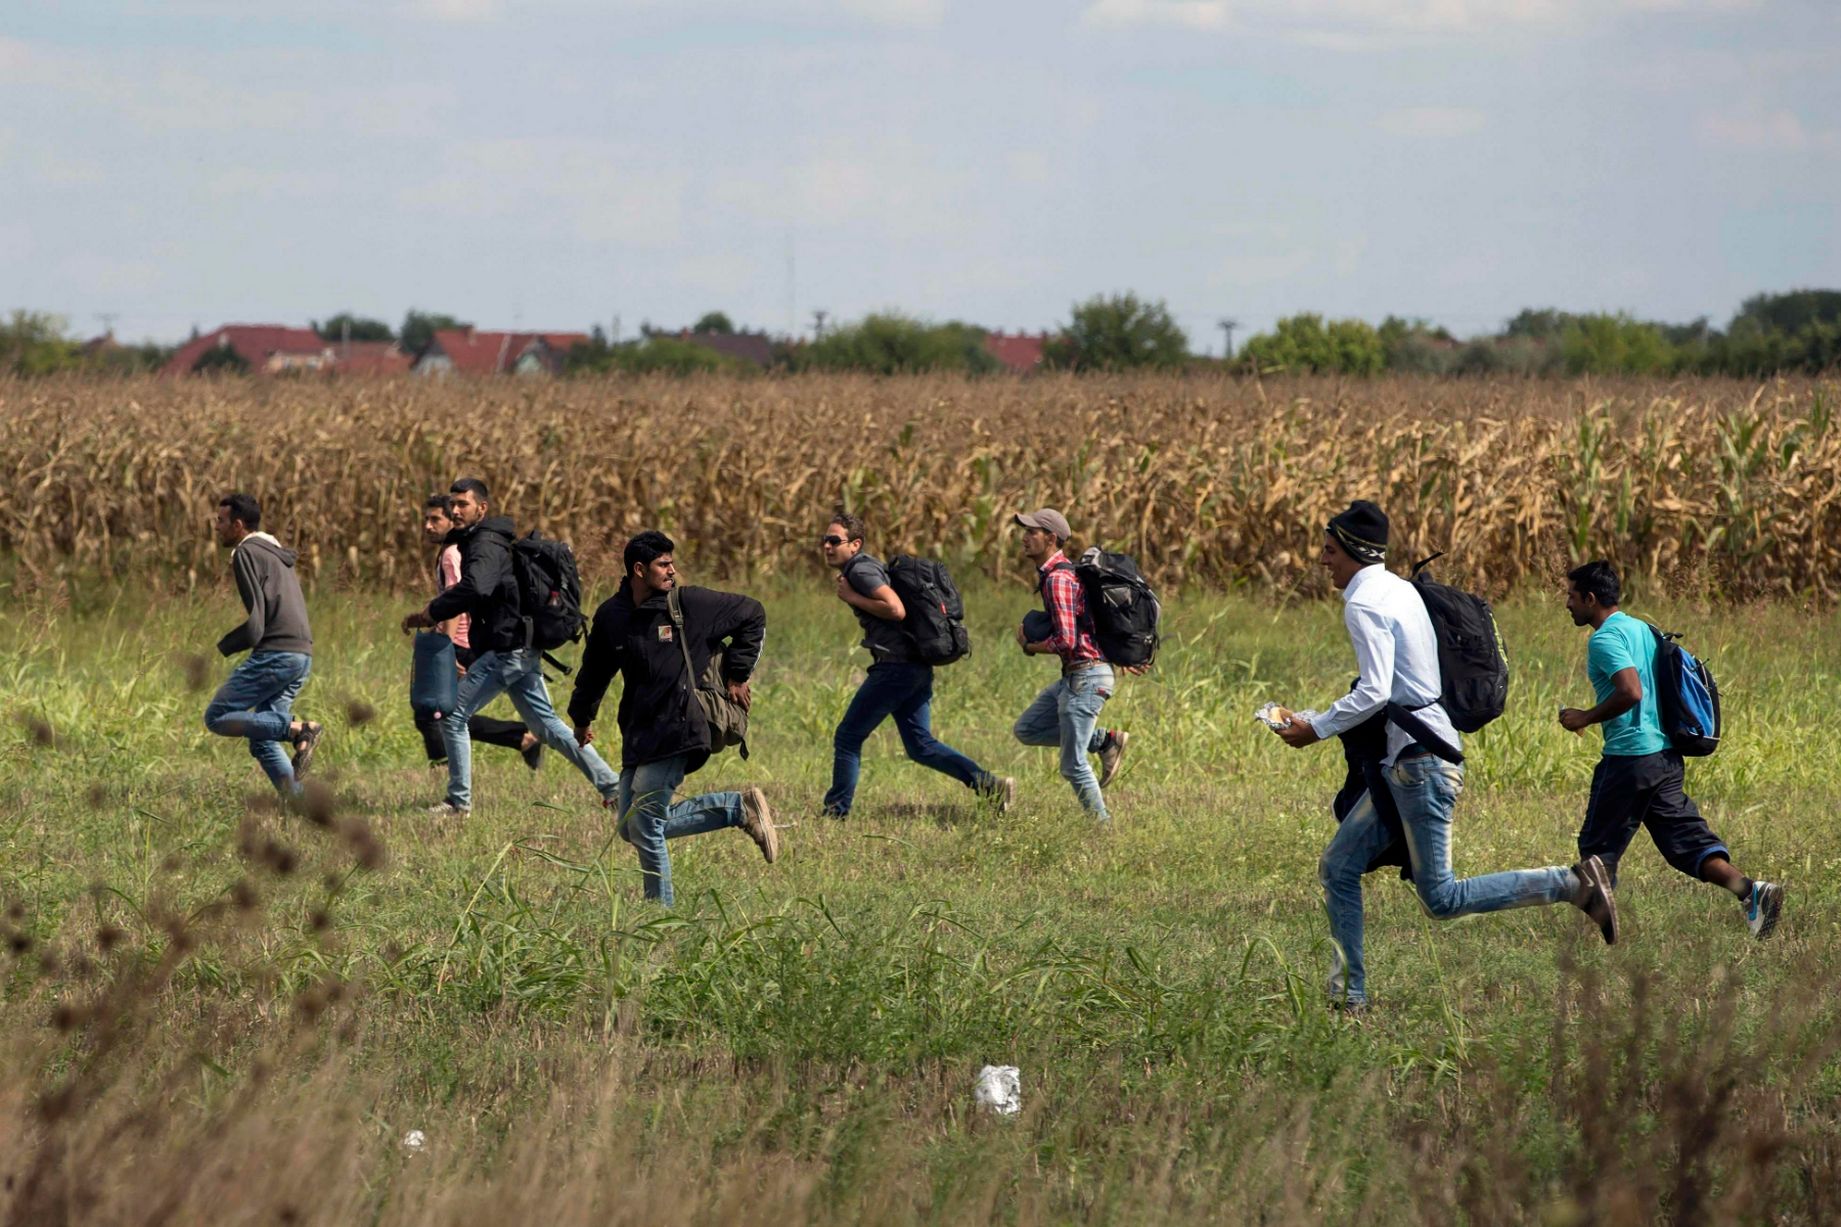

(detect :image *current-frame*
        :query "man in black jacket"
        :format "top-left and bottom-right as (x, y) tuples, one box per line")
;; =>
(401, 477), (618, 816)
(569, 530), (779, 906)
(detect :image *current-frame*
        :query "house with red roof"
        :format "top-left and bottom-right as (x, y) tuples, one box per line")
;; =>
(332, 340), (414, 377)
(163, 325), (333, 377)
(984, 330), (1050, 374)
(413, 328), (590, 377)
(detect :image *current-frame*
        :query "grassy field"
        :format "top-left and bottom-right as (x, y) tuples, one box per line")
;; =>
(2, 570), (1838, 1224)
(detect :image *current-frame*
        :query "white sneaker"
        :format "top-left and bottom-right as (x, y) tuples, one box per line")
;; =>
(1745, 881), (1784, 939)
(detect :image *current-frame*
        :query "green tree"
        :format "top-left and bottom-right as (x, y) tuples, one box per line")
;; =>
(400, 310), (467, 355)
(692, 311), (736, 335)
(799, 313), (1000, 375)
(0, 311), (83, 376)
(1238, 314), (1385, 375)
(1557, 314), (1675, 375)
(313, 313), (395, 343)
(1044, 293), (1188, 371)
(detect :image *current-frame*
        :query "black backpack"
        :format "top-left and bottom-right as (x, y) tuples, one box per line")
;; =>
(510, 531), (585, 652)
(1647, 624), (1722, 757)
(886, 555), (971, 666)
(1406, 553), (1509, 734)
(1069, 547), (1161, 667)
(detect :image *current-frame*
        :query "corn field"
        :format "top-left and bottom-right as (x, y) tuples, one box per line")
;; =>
(3, 373), (1837, 598)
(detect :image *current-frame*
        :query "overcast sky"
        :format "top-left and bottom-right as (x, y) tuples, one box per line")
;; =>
(4, 0), (1837, 349)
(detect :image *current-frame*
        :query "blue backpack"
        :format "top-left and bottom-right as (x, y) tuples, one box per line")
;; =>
(1648, 624), (1722, 757)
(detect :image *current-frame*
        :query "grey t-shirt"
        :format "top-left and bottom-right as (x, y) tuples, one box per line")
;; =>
(842, 553), (918, 663)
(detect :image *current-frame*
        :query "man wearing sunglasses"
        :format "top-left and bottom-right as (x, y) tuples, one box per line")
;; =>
(820, 510), (1012, 818)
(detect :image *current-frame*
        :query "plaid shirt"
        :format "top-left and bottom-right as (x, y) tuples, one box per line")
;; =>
(1037, 551), (1102, 666)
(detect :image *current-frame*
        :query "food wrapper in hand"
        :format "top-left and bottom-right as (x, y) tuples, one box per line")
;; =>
(1254, 701), (1291, 731)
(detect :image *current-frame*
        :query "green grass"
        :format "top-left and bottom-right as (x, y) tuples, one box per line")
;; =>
(2, 577), (1838, 1224)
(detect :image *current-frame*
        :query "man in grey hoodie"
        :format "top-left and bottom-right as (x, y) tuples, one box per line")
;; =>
(205, 492), (322, 795)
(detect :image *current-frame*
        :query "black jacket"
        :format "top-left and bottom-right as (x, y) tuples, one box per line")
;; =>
(426, 516), (522, 653)
(568, 581), (766, 773)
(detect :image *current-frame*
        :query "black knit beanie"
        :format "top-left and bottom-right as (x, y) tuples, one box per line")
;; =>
(1327, 500), (1388, 565)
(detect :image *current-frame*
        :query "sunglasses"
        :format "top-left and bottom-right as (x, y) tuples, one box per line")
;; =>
(820, 534), (847, 547)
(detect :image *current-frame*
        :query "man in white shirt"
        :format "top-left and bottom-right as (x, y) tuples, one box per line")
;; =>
(1274, 501), (1617, 1012)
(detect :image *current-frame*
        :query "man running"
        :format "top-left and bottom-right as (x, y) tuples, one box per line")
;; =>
(400, 477), (618, 817)
(1011, 509), (1128, 822)
(413, 492), (541, 773)
(1274, 500), (1617, 1011)
(569, 531), (779, 906)
(1560, 560), (1783, 938)
(820, 510), (1012, 818)
(205, 492), (322, 795)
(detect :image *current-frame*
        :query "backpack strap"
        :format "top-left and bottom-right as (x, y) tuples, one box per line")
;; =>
(1410, 551), (1444, 578)
(666, 586), (697, 692)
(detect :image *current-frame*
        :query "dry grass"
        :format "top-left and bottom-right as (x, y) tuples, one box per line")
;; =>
(3, 373), (1838, 599)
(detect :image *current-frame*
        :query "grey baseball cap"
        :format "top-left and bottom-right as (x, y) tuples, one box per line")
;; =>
(1013, 508), (1071, 540)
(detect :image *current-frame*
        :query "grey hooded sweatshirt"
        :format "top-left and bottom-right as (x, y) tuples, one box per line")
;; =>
(217, 533), (314, 657)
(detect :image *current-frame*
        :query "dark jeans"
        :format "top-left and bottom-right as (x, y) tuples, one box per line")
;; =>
(415, 642), (529, 762)
(415, 709), (527, 763)
(1579, 751), (1728, 884)
(823, 661), (995, 816)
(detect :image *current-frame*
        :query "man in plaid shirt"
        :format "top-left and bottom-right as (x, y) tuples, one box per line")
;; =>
(1011, 508), (1129, 821)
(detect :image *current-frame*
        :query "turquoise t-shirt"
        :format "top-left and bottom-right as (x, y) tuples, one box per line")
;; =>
(1587, 611), (1671, 757)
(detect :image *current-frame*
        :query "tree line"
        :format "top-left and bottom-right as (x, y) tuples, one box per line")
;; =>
(4, 291), (1837, 378)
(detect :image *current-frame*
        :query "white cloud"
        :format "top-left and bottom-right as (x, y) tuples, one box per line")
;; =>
(1377, 106), (1487, 137)
(402, 0), (502, 20)
(1699, 104), (1839, 153)
(1082, 0), (1229, 30)
(398, 138), (688, 246)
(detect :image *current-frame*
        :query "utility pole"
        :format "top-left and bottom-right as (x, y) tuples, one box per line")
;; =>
(811, 309), (829, 340)
(612, 314), (621, 345)
(94, 312), (119, 341)
(1217, 317), (1239, 361)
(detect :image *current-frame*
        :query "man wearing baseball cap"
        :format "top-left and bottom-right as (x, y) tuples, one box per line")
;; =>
(1011, 508), (1128, 822)
(1270, 499), (1619, 1012)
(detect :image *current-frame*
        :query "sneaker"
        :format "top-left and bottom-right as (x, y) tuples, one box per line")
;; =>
(739, 787), (779, 864)
(1097, 730), (1129, 789)
(291, 721), (324, 779)
(425, 801), (469, 818)
(1745, 881), (1784, 940)
(521, 739), (544, 772)
(1571, 855), (1619, 945)
(993, 776), (1016, 814)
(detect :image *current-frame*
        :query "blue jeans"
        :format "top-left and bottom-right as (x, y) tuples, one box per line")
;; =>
(823, 662), (996, 816)
(1318, 753), (1576, 1006)
(442, 648), (617, 811)
(618, 754), (744, 906)
(204, 650), (311, 794)
(1012, 665), (1114, 820)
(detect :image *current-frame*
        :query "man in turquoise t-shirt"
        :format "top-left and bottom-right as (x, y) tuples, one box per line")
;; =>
(1558, 560), (1783, 939)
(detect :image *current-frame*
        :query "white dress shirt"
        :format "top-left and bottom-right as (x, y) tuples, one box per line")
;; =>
(1307, 563), (1458, 766)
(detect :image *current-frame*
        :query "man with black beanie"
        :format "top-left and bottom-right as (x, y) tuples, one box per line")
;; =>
(1268, 500), (1618, 1012)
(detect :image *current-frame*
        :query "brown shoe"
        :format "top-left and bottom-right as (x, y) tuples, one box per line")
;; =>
(1097, 729), (1129, 788)
(1572, 855), (1619, 945)
(740, 787), (779, 864)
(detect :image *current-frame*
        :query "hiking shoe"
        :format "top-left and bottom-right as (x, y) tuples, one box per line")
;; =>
(1572, 855), (1619, 945)
(521, 739), (544, 772)
(1745, 881), (1784, 940)
(739, 787), (779, 864)
(425, 802), (469, 818)
(291, 721), (324, 779)
(1097, 730), (1129, 789)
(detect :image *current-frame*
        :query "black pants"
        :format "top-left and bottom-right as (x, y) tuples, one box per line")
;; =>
(414, 644), (529, 763)
(1578, 750), (1728, 885)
